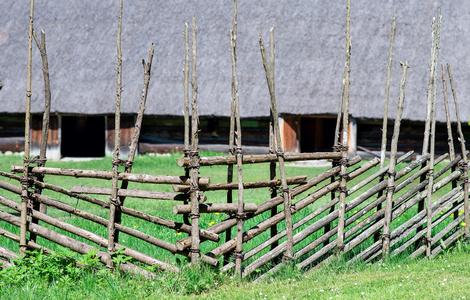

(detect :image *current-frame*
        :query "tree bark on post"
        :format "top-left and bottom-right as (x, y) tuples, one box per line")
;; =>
(107, 0), (123, 266)
(230, 0), (247, 277)
(337, 0), (351, 253)
(189, 15), (201, 264)
(447, 63), (469, 239)
(417, 16), (438, 250)
(441, 64), (458, 222)
(183, 22), (191, 229)
(268, 28), (279, 252)
(260, 31), (294, 263)
(113, 44), (155, 244)
(382, 61), (408, 259)
(426, 8), (441, 257)
(32, 30), (51, 218)
(20, 0), (35, 256)
(441, 65), (455, 161)
(224, 3), (237, 267)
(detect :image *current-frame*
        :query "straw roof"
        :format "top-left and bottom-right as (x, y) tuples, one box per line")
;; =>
(0, 0), (468, 123)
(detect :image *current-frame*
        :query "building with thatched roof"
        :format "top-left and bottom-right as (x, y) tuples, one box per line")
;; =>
(1, 1), (469, 158)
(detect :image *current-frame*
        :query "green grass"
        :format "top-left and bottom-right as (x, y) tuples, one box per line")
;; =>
(0, 152), (468, 299)
(1, 241), (470, 299)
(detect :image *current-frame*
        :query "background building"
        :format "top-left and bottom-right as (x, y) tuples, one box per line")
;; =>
(0, 1), (469, 158)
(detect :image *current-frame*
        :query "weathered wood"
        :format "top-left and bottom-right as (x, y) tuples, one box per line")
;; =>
(268, 26), (277, 250)
(32, 29), (52, 218)
(189, 15), (201, 264)
(337, 0), (352, 251)
(0, 193), (218, 267)
(390, 190), (462, 252)
(10, 166), (210, 186)
(113, 43), (155, 243)
(229, 0), (246, 275)
(260, 30), (296, 261)
(0, 245), (18, 262)
(296, 154), (444, 269)
(172, 175), (307, 192)
(0, 226), (52, 255)
(447, 63), (469, 239)
(71, 186), (193, 201)
(422, 18), (436, 155)
(183, 22), (190, 155)
(375, 14), (397, 243)
(182, 22), (192, 232)
(245, 154), (427, 275)
(223, 153), (409, 273)
(0, 179), (217, 254)
(177, 152), (341, 167)
(382, 61), (408, 259)
(0, 175), (219, 242)
(174, 155), (365, 251)
(425, 8), (441, 257)
(348, 170), (461, 263)
(205, 158), (379, 258)
(20, 0), (35, 256)
(441, 64), (455, 160)
(0, 209), (170, 275)
(411, 208), (463, 259)
(367, 189), (463, 263)
(173, 202), (257, 214)
(431, 226), (464, 258)
(107, 0), (124, 263)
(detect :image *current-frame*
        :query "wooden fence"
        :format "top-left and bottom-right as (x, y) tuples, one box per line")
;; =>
(0, 0), (469, 279)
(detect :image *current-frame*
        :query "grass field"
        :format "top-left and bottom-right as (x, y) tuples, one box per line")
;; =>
(0, 152), (468, 299)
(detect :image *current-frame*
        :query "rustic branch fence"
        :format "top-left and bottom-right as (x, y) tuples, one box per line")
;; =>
(0, 1), (468, 280)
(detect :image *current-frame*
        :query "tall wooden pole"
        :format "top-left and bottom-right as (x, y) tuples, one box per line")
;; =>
(260, 32), (294, 262)
(268, 27), (279, 252)
(447, 64), (469, 239)
(417, 14), (439, 249)
(224, 6), (237, 267)
(441, 64), (458, 222)
(183, 23), (191, 227)
(337, 0), (351, 252)
(375, 13), (396, 243)
(29, 29), (52, 242)
(113, 44), (155, 244)
(426, 8), (441, 257)
(230, 0), (246, 277)
(189, 15), (201, 264)
(20, 0), (35, 256)
(380, 13), (396, 167)
(441, 65), (455, 161)
(382, 61), (408, 259)
(107, 0), (123, 264)
(422, 18), (436, 156)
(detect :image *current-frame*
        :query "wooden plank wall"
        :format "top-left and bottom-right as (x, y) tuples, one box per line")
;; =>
(139, 116), (270, 153)
(0, 114), (25, 152)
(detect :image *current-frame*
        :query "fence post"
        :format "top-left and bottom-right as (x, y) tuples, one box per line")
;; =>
(447, 64), (469, 240)
(19, 0), (35, 256)
(189, 15), (201, 264)
(382, 61), (408, 259)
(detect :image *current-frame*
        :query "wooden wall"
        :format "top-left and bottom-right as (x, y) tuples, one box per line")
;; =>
(357, 119), (470, 154)
(31, 114), (60, 159)
(106, 115), (136, 158)
(138, 116), (270, 153)
(0, 114), (24, 152)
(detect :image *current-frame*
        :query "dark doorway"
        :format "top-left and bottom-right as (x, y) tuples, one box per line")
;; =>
(61, 116), (105, 157)
(300, 117), (336, 152)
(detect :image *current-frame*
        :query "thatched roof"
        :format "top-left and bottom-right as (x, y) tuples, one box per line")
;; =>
(0, 0), (468, 123)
